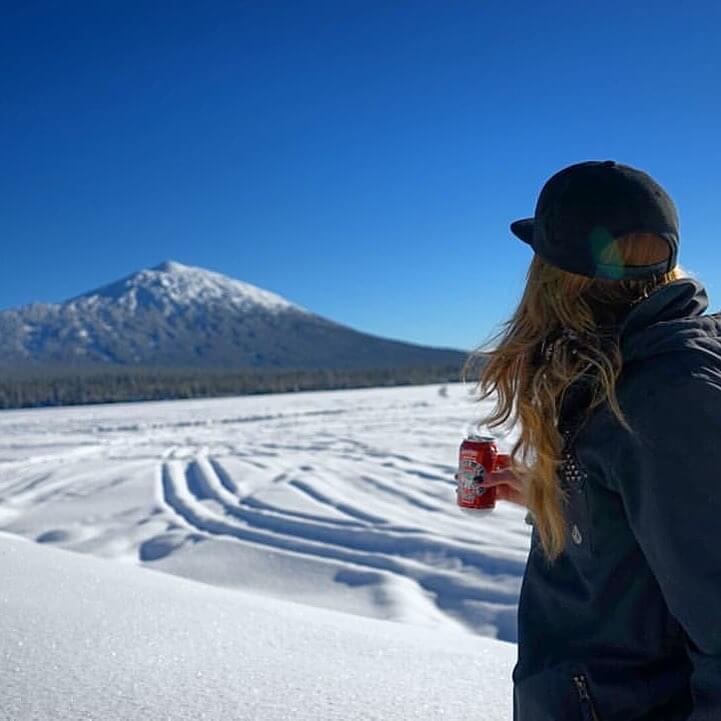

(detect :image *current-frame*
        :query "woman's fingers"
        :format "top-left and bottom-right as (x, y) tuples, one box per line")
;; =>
(478, 468), (521, 490)
(491, 482), (526, 506)
(454, 468), (526, 507)
(479, 470), (525, 506)
(454, 468), (522, 492)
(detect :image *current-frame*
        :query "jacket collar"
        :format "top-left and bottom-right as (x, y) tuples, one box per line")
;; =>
(617, 277), (708, 336)
(617, 277), (710, 364)
(559, 277), (710, 431)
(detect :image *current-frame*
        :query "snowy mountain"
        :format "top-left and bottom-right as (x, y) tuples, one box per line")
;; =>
(0, 261), (467, 369)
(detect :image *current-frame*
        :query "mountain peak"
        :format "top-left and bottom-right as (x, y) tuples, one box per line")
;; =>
(69, 261), (307, 317)
(152, 260), (189, 274)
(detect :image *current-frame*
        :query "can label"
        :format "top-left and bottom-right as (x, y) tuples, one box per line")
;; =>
(456, 436), (497, 511)
(457, 457), (488, 504)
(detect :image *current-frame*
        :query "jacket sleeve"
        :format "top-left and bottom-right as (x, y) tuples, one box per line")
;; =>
(610, 375), (721, 720)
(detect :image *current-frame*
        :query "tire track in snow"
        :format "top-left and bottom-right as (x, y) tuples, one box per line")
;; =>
(206, 458), (376, 529)
(286, 478), (388, 524)
(157, 458), (524, 620)
(356, 474), (442, 513)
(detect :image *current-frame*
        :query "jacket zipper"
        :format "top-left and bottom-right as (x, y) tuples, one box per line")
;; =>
(572, 673), (601, 721)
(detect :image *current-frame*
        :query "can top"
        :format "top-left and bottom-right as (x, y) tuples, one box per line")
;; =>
(466, 433), (497, 442)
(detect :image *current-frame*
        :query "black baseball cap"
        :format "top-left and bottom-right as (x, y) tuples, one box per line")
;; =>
(510, 160), (679, 280)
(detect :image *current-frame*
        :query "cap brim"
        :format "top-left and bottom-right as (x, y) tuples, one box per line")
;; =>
(510, 218), (534, 246)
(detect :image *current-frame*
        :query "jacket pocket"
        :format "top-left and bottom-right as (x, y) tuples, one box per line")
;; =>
(514, 662), (599, 721)
(572, 673), (602, 721)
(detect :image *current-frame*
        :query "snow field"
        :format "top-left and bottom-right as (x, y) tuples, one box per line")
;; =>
(0, 382), (529, 718)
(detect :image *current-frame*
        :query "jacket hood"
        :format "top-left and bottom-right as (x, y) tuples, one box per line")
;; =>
(618, 277), (721, 364)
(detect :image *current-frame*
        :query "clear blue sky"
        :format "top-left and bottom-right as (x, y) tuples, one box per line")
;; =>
(3, 1), (721, 352)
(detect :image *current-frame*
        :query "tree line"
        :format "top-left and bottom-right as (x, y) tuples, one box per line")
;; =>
(0, 363), (470, 410)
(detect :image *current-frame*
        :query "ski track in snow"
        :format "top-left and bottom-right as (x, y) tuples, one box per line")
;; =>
(0, 383), (531, 641)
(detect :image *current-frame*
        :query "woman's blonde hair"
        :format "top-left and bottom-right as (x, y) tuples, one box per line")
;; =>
(463, 233), (688, 563)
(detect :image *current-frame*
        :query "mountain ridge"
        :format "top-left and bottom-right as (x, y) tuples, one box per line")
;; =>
(0, 260), (468, 371)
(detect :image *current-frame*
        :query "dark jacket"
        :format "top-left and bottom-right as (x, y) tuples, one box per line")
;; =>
(513, 277), (721, 721)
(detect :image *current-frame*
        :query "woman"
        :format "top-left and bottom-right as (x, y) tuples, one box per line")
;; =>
(465, 161), (721, 720)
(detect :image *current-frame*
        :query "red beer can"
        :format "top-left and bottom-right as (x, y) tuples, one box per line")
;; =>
(456, 434), (499, 514)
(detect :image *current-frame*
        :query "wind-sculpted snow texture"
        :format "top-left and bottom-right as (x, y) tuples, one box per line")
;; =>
(0, 382), (530, 641)
(1, 531), (516, 720)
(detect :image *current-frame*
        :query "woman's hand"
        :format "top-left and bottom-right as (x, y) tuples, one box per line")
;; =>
(478, 468), (525, 506)
(455, 467), (526, 507)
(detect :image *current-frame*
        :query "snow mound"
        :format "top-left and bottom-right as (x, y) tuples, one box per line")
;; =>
(0, 532), (515, 721)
